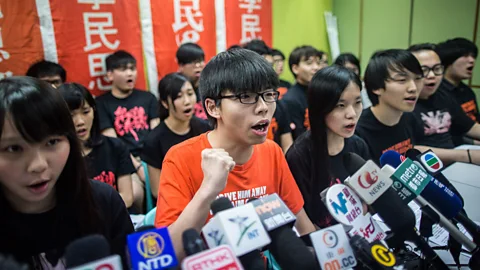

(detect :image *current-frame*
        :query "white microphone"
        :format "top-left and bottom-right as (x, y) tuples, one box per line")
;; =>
(181, 245), (244, 270)
(64, 234), (122, 270)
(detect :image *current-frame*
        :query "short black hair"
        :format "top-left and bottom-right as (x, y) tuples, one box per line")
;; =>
(364, 49), (423, 106)
(243, 39), (272, 56)
(334, 53), (361, 75)
(58, 83), (103, 148)
(228, 44), (242, 51)
(26, 60), (67, 82)
(176, 43), (205, 65)
(157, 72), (190, 121)
(271, 49), (285, 60)
(436, 38), (478, 68)
(105, 50), (136, 71)
(288, 45), (322, 78)
(408, 43), (437, 53)
(199, 48), (278, 127)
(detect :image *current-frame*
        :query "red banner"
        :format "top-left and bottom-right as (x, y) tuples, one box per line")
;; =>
(224, 0), (272, 48)
(50, 0), (147, 97)
(0, 0), (44, 79)
(151, 0), (217, 80)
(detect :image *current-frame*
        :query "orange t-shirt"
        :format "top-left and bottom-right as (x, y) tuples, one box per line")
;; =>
(154, 133), (304, 227)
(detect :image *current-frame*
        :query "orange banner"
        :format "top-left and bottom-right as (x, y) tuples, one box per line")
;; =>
(0, 0), (44, 79)
(50, 0), (146, 97)
(224, 0), (272, 48)
(151, 0), (217, 80)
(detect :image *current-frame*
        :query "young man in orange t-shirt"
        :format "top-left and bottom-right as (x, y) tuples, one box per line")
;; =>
(155, 49), (316, 260)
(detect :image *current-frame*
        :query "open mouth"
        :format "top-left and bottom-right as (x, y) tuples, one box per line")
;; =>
(127, 79), (134, 83)
(252, 122), (269, 132)
(345, 124), (355, 129)
(467, 66), (474, 71)
(77, 128), (87, 136)
(28, 180), (49, 192)
(183, 108), (193, 114)
(425, 82), (436, 88)
(404, 97), (417, 103)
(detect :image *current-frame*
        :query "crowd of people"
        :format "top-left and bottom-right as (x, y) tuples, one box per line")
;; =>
(0, 36), (479, 268)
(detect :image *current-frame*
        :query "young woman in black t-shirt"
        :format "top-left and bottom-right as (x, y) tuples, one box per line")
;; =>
(59, 83), (135, 208)
(286, 66), (370, 228)
(0, 77), (133, 268)
(141, 73), (211, 200)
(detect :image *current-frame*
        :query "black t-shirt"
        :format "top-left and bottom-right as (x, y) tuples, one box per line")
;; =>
(355, 107), (424, 164)
(267, 100), (292, 146)
(413, 88), (475, 149)
(286, 131), (370, 227)
(85, 136), (136, 190)
(0, 180), (134, 269)
(279, 79), (291, 89)
(440, 79), (480, 123)
(96, 89), (159, 156)
(141, 117), (212, 169)
(283, 83), (309, 139)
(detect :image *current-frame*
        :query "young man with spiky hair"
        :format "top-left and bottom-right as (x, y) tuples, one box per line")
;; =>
(155, 49), (315, 259)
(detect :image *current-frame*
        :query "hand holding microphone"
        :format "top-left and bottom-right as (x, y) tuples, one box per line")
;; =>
(200, 149), (236, 196)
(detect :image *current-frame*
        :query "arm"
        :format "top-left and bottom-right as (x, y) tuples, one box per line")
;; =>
(294, 208), (316, 235)
(466, 123), (480, 141)
(415, 145), (480, 165)
(102, 128), (118, 138)
(149, 118), (160, 129)
(117, 174), (134, 208)
(280, 133), (293, 153)
(130, 154), (145, 182)
(147, 165), (161, 199)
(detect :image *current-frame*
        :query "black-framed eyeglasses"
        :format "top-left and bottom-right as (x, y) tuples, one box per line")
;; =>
(217, 90), (280, 104)
(421, 64), (444, 77)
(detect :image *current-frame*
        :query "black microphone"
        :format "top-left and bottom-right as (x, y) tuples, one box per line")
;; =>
(349, 235), (403, 269)
(343, 153), (449, 270)
(182, 229), (207, 256)
(64, 234), (122, 269)
(249, 194), (319, 270)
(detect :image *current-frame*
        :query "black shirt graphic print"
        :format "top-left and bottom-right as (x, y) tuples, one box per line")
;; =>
(440, 79), (480, 123)
(85, 136), (136, 190)
(96, 89), (159, 157)
(413, 88), (475, 149)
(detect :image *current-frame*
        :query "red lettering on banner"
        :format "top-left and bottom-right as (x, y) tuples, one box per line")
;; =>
(151, 0), (216, 80)
(51, 0), (146, 96)
(114, 106), (149, 141)
(224, 0), (272, 48)
(0, 1), (44, 78)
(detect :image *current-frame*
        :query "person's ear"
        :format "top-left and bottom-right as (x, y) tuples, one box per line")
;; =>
(106, 70), (114, 82)
(161, 100), (169, 110)
(372, 88), (385, 97)
(292, 64), (300, 76)
(205, 98), (221, 120)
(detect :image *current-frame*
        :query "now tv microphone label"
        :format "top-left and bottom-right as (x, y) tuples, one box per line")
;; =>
(310, 224), (357, 269)
(345, 160), (393, 205)
(127, 227), (178, 270)
(249, 193), (296, 231)
(182, 245), (244, 270)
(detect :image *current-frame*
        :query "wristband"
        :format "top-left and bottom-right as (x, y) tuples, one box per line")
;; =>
(467, 149), (472, 164)
(135, 164), (143, 171)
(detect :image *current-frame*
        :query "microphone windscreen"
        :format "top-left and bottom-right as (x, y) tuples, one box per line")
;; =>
(421, 178), (463, 219)
(65, 234), (110, 268)
(135, 225), (156, 232)
(405, 148), (422, 160)
(380, 150), (404, 168)
(182, 229), (207, 256)
(268, 228), (318, 270)
(344, 152), (367, 175)
(211, 197), (234, 215)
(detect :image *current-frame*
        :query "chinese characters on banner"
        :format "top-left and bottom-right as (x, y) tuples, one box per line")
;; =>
(151, 0), (216, 80)
(50, 0), (146, 96)
(0, 0), (44, 79)
(224, 0), (272, 48)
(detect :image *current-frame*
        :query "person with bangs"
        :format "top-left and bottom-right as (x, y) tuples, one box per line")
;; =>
(140, 73), (211, 202)
(58, 83), (135, 208)
(155, 49), (316, 259)
(0, 77), (133, 268)
(286, 65), (370, 228)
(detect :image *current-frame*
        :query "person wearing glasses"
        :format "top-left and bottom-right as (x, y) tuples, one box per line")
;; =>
(154, 49), (316, 260)
(409, 44), (480, 148)
(356, 49), (480, 165)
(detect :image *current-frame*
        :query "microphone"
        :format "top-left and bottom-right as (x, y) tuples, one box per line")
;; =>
(406, 149), (480, 243)
(183, 229), (207, 256)
(322, 184), (386, 242)
(249, 193), (319, 270)
(202, 197), (270, 270)
(343, 152), (449, 270)
(126, 226), (178, 270)
(349, 235), (403, 269)
(309, 224), (357, 269)
(64, 234), (122, 270)
(181, 245), (244, 270)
